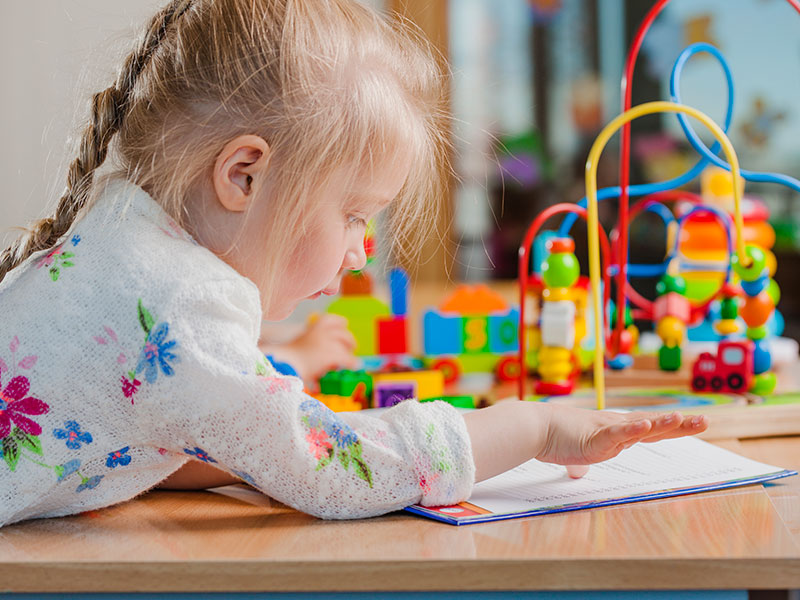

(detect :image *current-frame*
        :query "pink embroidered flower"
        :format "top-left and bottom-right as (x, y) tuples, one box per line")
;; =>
(0, 373), (49, 438)
(36, 246), (60, 269)
(305, 427), (333, 460)
(120, 374), (141, 402)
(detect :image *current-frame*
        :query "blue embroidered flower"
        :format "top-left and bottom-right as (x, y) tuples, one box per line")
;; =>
(71, 234), (81, 246)
(106, 447), (132, 468)
(327, 420), (358, 448)
(53, 420), (93, 450)
(184, 447), (217, 463)
(299, 399), (357, 447)
(232, 470), (256, 486)
(76, 475), (103, 492)
(136, 322), (180, 384)
(57, 459), (81, 481)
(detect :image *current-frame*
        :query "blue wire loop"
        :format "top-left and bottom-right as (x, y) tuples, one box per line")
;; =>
(671, 44), (800, 193)
(556, 41), (798, 280)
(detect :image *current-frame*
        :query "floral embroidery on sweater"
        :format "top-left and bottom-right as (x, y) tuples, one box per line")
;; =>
(52, 421), (93, 450)
(36, 242), (77, 282)
(184, 446), (216, 463)
(0, 337), (50, 473)
(101, 301), (180, 404)
(416, 423), (454, 496)
(299, 399), (373, 488)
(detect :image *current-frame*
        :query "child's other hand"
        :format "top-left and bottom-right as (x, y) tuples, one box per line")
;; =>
(280, 314), (359, 381)
(538, 405), (709, 474)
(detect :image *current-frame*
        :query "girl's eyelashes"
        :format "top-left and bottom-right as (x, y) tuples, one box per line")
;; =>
(345, 214), (368, 228)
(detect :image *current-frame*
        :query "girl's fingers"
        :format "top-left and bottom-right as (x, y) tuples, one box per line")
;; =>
(642, 415), (708, 443)
(566, 464), (590, 478)
(593, 418), (652, 454)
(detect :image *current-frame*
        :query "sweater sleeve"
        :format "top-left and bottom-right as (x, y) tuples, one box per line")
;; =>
(140, 278), (475, 519)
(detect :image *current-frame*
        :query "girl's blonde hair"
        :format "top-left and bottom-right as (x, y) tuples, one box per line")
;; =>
(0, 0), (450, 312)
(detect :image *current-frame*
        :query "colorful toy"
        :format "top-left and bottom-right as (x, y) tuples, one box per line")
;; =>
(314, 367), (466, 412)
(517, 0), (800, 408)
(691, 339), (754, 393)
(422, 285), (521, 384)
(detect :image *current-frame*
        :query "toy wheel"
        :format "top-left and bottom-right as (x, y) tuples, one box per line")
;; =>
(431, 358), (460, 385)
(692, 376), (707, 391)
(711, 376), (724, 391)
(495, 356), (522, 382)
(727, 373), (744, 391)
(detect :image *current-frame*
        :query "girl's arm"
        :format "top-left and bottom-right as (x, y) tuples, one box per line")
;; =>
(464, 401), (708, 482)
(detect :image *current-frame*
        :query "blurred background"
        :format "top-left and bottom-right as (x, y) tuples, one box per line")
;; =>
(1, 0), (799, 335)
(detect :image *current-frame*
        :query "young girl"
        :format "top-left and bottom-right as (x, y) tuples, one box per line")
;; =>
(0, 0), (706, 527)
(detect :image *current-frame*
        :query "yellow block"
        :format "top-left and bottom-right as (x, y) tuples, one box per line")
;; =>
(371, 370), (444, 400)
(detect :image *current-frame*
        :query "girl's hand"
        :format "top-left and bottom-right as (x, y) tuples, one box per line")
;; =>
(276, 314), (359, 381)
(538, 404), (709, 470)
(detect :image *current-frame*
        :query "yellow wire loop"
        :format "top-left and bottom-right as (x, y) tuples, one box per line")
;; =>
(585, 101), (745, 411)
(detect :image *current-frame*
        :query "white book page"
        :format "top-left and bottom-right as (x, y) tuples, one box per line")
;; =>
(468, 436), (787, 515)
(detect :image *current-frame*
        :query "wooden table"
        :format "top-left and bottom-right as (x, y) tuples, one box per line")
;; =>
(0, 436), (797, 595)
(2, 280), (798, 595)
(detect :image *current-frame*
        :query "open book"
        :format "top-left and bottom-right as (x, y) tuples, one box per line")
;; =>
(406, 436), (796, 525)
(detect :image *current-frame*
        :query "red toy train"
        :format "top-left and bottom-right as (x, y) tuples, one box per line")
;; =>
(691, 339), (754, 393)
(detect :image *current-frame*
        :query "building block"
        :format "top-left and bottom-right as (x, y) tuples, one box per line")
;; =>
(423, 310), (463, 355)
(319, 369), (373, 399)
(462, 316), (490, 354)
(389, 268), (409, 316)
(328, 295), (390, 356)
(372, 369), (444, 400)
(488, 308), (520, 353)
(374, 381), (417, 407)
(439, 284), (508, 313)
(377, 316), (408, 354)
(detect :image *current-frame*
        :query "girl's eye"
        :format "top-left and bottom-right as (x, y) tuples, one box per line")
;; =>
(346, 214), (367, 228)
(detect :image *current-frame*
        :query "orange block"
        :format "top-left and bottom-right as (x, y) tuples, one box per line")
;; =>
(439, 284), (508, 314)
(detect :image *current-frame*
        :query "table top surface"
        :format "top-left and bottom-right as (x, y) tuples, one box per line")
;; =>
(2, 281), (799, 593)
(0, 435), (798, 593)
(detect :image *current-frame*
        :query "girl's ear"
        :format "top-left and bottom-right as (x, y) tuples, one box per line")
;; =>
(213, 135), (271, 213)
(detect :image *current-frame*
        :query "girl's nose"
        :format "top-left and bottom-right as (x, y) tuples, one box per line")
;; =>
(343, 236), (368, 272)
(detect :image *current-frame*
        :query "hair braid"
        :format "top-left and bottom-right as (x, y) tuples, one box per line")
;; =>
(0, 0), (194, 285)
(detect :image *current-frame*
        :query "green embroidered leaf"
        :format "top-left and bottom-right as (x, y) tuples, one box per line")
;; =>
(255, 360), (268, 376)
(127, 370), (137, 381)
(350, 441), (363, 460)
(49, 267), (59, 282)
(61, 261), (74, 268)
(316, 452), (333, 470)
(352, 457), (373, 488)
(137, 299), (155, 334)
(338, 448), (350, 470)
(2, 437), (20, 472)
(19, 432), (43, 456)
(61, 252), (75, 259)
(54, 464), (64, 479)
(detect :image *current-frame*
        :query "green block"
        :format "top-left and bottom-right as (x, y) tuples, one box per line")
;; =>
(421, 395), (476, 409)
(461, 316), (490, 354)
(658, 345), (682, 371)
(328, 295), (390, 356)
(320, 370), (373, 398)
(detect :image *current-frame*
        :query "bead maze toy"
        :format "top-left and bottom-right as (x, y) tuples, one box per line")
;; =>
(516, 0), (800, 436)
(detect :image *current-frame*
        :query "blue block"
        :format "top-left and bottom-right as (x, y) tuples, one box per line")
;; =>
(389, 267), (409, 316)
(752, 339), (772, 374)
(488, 309), (519, 353)
(532, 231), (557, 274)
(423, 310), (463, 355)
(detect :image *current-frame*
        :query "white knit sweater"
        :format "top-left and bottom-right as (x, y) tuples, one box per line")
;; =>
(0, 180), (474, 526)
